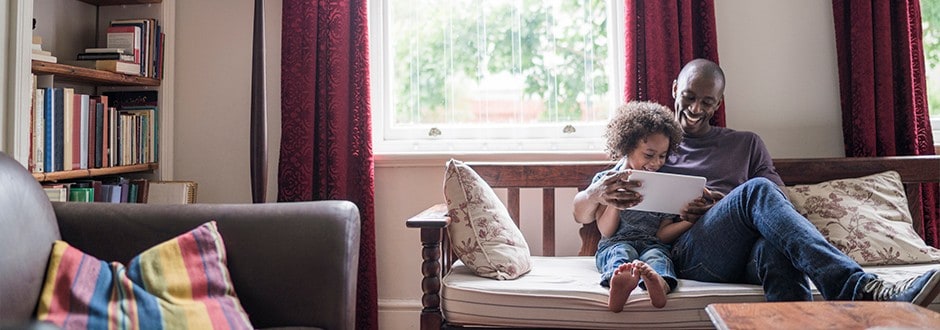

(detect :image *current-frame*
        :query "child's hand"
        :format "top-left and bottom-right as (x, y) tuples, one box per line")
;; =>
(680, 188), (723, 223)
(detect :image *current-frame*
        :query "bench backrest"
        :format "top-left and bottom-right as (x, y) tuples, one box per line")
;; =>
(469, 156), (940, 257)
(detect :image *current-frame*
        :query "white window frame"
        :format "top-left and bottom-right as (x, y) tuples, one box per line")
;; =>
(933, 117), (940, 147)
(369, 0), (624, 157)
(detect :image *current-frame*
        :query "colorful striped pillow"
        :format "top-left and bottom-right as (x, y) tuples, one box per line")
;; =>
(35, 221), (253, 329)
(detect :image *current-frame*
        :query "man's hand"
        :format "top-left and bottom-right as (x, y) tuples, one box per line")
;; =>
(680, 188), (724, 223)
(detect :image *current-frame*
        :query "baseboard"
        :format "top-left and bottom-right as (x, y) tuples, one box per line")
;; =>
(379, 299), (421, 330)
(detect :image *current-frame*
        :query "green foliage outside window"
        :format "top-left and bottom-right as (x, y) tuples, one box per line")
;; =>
(923, 0), (940, 116)
(390, 0), (609, 124)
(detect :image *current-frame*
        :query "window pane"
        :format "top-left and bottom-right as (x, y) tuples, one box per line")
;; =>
(923, 0), (940, 117)
(388, 0), (612, 134)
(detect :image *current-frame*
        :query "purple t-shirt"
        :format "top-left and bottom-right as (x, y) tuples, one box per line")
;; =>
(660, 127), (783, 195)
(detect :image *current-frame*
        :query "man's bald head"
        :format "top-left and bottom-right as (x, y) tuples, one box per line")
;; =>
(677, 58), (725, 94)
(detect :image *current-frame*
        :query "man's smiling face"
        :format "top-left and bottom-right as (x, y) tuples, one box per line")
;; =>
(672, 70), (723, 137)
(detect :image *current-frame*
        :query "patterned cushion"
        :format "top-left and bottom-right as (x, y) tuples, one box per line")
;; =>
(444, 159), (532, 280)
(35, 221), (253, 329)
(787, 171), (940, 266)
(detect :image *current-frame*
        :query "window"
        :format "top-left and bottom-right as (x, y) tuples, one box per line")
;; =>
(369, 0), (624, 154)
(923, 0), (940, 145)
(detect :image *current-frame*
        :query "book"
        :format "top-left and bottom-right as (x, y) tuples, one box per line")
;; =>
(120, 107), (157, 163)
(68, 187), (94, 202)
(87, 97), (97, 168)
(62, 88), (74, 171)
(31, 52), (57, 63)
(78, 94), (89, 169)
(32, 88), (45, 173)
(105, 25), (141, 64)
(103, 90), (158, 109)
(42, 185), (68, 202)
(42, 87), (54, 172)
(95, 60), (141, 76)
(131, 179), (150, 203)
(76, 52), (136, 62)
(83, 47), (126, 54)
(147, 181), (197, 204)
(111, 18), (156, 77)
(52, 88), (64, 172)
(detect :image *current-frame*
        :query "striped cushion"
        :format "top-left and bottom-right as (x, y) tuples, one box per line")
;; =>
(36, 221), (253, 329)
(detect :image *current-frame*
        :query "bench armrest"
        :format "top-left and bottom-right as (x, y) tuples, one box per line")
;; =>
(406, 203), (452, 330)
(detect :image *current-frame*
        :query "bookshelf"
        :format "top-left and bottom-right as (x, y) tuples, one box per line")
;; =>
(32, 163), (158, 181)
(9, 0), (175, 183)
(32, 60), (160, 86)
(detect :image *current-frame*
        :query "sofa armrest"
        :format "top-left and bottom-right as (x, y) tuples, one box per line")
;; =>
(52, 200), (360, 330)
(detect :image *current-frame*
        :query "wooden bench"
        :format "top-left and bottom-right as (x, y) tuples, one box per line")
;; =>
(406, 156), (940, 329)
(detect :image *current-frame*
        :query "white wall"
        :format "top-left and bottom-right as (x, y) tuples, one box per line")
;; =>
(171, 0), (844, 328)
(173, 0), (281, 203)
(715, 0), (844, 158)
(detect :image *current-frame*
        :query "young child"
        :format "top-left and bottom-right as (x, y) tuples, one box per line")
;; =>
(576, 101), (690, 312)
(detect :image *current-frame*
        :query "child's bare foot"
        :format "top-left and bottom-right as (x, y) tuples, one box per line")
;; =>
(632, 260), (669, 308)
(608, 263), (640, 312)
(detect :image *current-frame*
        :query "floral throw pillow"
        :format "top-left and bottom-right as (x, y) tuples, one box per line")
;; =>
(787, 170), (940, 266)
(443, 159), (532, 280)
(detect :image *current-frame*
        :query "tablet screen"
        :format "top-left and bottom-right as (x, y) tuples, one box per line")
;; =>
(626, 170), (706, 215)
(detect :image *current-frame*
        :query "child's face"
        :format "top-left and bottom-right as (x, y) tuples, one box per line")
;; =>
(625, 133), (670, 172)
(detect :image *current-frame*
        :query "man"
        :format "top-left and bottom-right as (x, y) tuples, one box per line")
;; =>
(574, 58), (940, 304)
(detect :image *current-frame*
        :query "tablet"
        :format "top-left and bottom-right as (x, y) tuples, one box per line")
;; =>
(625, 170), (706, 215)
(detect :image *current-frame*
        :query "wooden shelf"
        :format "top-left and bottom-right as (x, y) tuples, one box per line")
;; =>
(78, 0), (162, 6)
(32, 60), (160, 86)
(33, 163), (158, 182)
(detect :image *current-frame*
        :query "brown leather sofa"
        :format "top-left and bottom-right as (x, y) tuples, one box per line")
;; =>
(0, 152), (360, 330)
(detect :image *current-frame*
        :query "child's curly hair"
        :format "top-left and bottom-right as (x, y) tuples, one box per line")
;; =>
(604, 101), (683, 160)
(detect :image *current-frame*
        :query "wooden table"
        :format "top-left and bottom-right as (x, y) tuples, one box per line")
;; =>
(705, 301), (940, 330)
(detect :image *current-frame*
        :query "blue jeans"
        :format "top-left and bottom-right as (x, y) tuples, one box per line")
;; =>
(596, 240), (678, 291)
(670, 177), (876, 301)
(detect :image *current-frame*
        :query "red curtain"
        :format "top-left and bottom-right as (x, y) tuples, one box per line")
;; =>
(624, 0), (724, 127)
(279, 1), (377, 329)
(832, 0), (939, 246)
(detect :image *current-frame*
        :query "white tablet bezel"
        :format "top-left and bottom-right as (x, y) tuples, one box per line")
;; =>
(626, 170), (707, 215)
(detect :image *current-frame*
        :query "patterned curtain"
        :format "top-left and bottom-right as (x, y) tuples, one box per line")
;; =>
(624, 0), (724, 127)
(832, 0), (939, 246)
(279, 1), (378, 328)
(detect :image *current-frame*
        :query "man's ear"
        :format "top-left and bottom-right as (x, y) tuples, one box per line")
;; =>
(672, 80), (678, 98)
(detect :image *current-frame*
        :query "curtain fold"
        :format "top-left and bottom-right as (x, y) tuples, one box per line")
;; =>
(624, 0), (724, 127)
(279, 1), (378, 329)
(831, 0), (939, 246)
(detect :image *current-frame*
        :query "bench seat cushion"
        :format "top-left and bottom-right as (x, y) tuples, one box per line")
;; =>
(441, 256), (940, 329)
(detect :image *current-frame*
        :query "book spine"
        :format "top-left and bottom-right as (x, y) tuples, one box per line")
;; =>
(95, 102), (104, 168)
(79, 94), (89, 169)
(53, 88), (64, 172)
(87, 98), (97, 169)
(33, 89), (45, 173)
(43, 87), (53, 173)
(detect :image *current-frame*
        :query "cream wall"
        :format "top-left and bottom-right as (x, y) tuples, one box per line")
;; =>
(174, 0), (281, 203)
(172, 0), (842, 328)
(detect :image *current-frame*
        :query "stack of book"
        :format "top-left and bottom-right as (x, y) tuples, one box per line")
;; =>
(77, 48), (140, 76)
(31, 35), (57, 63)
(85, 18), (164, 78)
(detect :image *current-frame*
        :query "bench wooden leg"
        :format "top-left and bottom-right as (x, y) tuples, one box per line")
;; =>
(419, 227), (444, 329)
